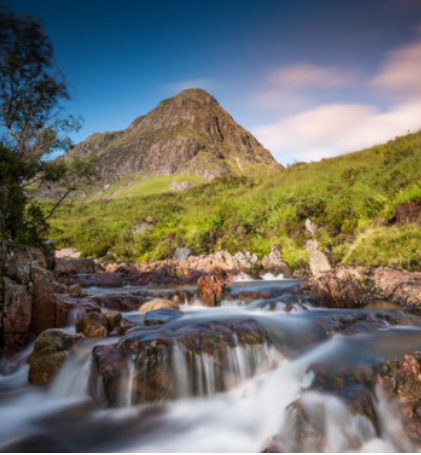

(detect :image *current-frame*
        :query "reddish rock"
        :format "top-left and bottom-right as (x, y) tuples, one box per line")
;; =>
(55, 295), (101, 326)
(197, 273), (228, 307)
(76, 312), (109, 339)
(1, 278), (32, 355)
(31, 266), (57, 335)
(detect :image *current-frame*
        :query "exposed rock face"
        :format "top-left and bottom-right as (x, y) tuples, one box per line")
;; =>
(261, 247), (290, 275)
(305, 239), (332, 277)
(66, 89), (281, 185)
(28, 329), (82, 386)
(301, 266), (421, 311)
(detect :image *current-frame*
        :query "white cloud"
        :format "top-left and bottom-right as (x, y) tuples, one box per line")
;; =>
(372, 41), (421, 98)
(252, 100), (421, 164)
(268, 63), (356, 89)
(163, 78), (214, 95)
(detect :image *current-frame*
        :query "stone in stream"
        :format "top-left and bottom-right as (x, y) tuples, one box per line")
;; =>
(144, 308), (182, 326)
(90, 318), (270, 407)
(197, 273), (228, 306)
(138, 298), (180, 313)
(76, 312), (109, 339)
(28, 329), (83, 386)
(103, 310), (123, 332)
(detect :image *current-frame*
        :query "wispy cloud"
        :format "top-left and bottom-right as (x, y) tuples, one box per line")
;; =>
(371, 40), (421, 98)
(163, 78), (215, 95)
(251, 39), (421, 164)
(252, 100), (421, 164)
(267, 63), (356, 89)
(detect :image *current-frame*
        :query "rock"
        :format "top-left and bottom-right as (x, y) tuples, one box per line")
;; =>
(31, 266), (57, 335)
(197, 274), (228, 307)
(55, 257), (97, 276)
(90, 344), (129, 407)
(261, 247), (291, 276)
(139, 298), (180, 314)
(91, 318), (269, 406)
(305, 218), (317, 234)
(54, 295), (101, 326)
(144, 308), (182, 326)
(55, 248), (81, 259)
(173, 247), (192, 261)
(68, 283), (83, 297)
(305, 239), (332, 277)
(1, 278), (32, 355)
(28, 329), (82, 386)
(76, 312), (109, 339)
(103, 310), (123, 332)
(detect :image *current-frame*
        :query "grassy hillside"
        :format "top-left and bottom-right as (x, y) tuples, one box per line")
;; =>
(46, 131), (421, 271)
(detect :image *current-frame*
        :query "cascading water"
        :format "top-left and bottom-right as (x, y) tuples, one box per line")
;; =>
(1, 279), (421, 452)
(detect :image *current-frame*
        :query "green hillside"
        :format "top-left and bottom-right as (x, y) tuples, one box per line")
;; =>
(46, 131), (421, 272)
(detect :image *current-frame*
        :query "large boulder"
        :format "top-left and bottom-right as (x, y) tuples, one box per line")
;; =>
(91, 318), (269, 407)
(28, 329), (82, 386)
(139, 298), (180, 314)
(305, 239), (332, 277)
(261, 247), (291, 276)
(55, 257), (97, 276)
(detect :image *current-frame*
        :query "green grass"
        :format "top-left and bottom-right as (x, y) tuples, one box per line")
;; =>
(45, 131), (421, 271)
(91, 174), (206, 199)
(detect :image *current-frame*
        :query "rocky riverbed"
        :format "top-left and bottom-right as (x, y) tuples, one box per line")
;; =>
(2, 249), (421, 452)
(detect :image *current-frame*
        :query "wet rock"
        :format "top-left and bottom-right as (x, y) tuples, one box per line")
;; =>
(377, 353), (421, 445)
(197, 274), (228, 307)
(2, 278), (32, 355)
(54, 295), (101, 326)
(31, 266), (57, 335)
(91, 344), (129, 407)
(92, 318), (269, 406)
(103, 310), (123, 332)
(144, 308), (182, 326)
(76, 312), (109, 339)
(91, 293), (142, 312)
(68, 283), (83, 297)
(302, 267), (373, 308)
(29, 329), (82, 386)
(139, 298), (180, 314)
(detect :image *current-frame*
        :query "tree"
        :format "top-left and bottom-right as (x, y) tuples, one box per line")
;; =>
(0, 6), (97, 245)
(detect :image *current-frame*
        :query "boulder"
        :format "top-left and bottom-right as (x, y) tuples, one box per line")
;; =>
(76, 312), (109, 339)
(197, 274), (227, 307)
(68, 283), (83, 297)
(173, 247), (192, 261)
(31, 266), (57, 335)
(144, 308), (182, 326)
(103, 310), (123, 332)
(91, 318), (269, 406)
(1, 278), (32, 355)
(139, 298), (180, 314)
(261, 247), (291, 276)
(306, 239), (332, 277)
(28, 329), (82, 386)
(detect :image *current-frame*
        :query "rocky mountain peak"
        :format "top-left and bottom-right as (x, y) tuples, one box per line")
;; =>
(67, 89), (282, 184)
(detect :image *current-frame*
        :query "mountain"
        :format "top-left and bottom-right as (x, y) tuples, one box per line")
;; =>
(67, 89), (282, 185)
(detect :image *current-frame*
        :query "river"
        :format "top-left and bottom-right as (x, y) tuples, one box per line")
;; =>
(0, 277), (420, 452)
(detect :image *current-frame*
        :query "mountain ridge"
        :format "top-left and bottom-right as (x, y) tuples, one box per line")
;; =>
(67, 89), (282, 185)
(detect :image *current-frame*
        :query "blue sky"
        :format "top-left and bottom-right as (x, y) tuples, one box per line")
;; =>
(9, 0), (421, 164)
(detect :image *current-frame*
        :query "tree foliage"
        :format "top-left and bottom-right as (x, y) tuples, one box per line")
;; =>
(0, 6), (97, 245)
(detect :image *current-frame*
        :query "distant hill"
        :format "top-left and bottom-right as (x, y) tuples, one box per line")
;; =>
(66, 89), (281, 192)
(48, 130), (421, 272)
